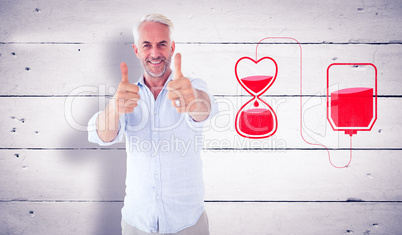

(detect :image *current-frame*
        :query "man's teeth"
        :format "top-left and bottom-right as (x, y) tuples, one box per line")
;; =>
(149, 60), (162, 64)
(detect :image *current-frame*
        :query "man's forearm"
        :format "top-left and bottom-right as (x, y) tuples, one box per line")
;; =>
(189, 89), (212, 122)
(96, 103), (120, 142)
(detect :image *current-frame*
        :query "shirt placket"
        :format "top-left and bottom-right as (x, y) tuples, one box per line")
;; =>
(151, 88), (165, 232)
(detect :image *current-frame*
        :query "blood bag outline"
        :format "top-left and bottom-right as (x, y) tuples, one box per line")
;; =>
(327, 63), (378, 136)
(235, 56), (278, 139)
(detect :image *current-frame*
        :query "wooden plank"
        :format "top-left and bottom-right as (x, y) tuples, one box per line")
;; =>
(0, 201), (123, 235)
(1, 1), (401, 234)
(0, 43), (143, 96)
(0, 97), (400, 148)
(205, 202), (402, 235)
(0, 150), (126, 201)
(0, 201), (401, 234)
(1, 0), (401, 43)
(203, 150), (402, 201)
(1, 150), (402, 201)
(0, 97), (122, 148)
(205, 96), (401, 149)
(1, 43), (401, 96)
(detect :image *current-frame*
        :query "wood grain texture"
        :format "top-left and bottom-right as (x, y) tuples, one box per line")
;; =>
(0, 201), (123, 235)
(1, 150), (401, 201)
(0, 202), (401, 234)
(1, 0), (401, 234)
(1, 0), (401, 43)
(1, 43), (401, 96)
(0, 97), (400, 148)
(206, 202), (402, 235)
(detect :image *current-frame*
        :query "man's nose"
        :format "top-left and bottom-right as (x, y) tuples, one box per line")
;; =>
(150, 46), (160, 57)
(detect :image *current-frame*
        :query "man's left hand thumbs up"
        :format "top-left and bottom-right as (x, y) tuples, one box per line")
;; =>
(167, 53), (198, 113)
(173, 53), (183, 80)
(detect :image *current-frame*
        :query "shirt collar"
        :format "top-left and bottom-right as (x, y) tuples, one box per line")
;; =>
(136, 71), (174, 88)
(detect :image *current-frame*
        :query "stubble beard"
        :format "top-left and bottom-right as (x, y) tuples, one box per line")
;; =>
(142, 54), (172, 79)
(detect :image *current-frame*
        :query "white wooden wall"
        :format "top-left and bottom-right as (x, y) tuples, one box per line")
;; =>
(1, 0), (402, 234)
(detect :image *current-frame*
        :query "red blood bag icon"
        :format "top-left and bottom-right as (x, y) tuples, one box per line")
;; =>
(235, 57), (278, 139)
(327, 63), (377, 136)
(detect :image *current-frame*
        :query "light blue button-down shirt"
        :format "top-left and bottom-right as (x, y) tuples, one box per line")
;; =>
(88, 72), (217, 233)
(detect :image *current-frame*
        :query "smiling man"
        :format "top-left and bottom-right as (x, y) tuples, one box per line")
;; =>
(88, 14), (217, 235)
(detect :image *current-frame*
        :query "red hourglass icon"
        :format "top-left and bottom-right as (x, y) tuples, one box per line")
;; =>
(235, 57), (278, 139)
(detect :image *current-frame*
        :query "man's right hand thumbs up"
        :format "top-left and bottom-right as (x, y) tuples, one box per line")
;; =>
(113, 62), (140, 115)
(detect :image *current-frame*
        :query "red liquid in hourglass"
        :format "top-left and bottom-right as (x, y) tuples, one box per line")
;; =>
(241, 75), (273, 94)
(239, 108), (274, 135)
(238, 75), (275, 135)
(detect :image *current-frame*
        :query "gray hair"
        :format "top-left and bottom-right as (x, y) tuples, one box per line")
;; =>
(133, 14), (174, 46)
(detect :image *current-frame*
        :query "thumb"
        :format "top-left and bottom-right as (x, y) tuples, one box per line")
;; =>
(173, 53), (183, 80)
(120, 62), (129, 83)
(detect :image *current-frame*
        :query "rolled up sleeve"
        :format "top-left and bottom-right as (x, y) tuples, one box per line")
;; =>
(186, 78), (219, 125)
(87, 111), (126, 146)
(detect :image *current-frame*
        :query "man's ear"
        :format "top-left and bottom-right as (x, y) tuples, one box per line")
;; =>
(133, 44), (140, 58)
(171, 41), (175, 54)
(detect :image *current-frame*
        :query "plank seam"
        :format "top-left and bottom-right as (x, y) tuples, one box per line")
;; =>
(0, 200), (401, 203)
(1, 148), (401, 151)
(1, 41), (402, 45)
(1, 95), (401, 98)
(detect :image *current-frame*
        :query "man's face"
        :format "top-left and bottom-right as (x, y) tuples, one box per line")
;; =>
(134, 21), (175, 79)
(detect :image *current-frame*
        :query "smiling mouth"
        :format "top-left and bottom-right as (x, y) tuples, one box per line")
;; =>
(148, 59), (164, 65)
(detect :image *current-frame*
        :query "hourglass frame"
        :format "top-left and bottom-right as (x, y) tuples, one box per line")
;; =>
(235, 56), (278, 139)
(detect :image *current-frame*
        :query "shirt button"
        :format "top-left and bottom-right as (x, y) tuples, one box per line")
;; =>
(156, 195), (160, 199)
(154, 174), (159, 179)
